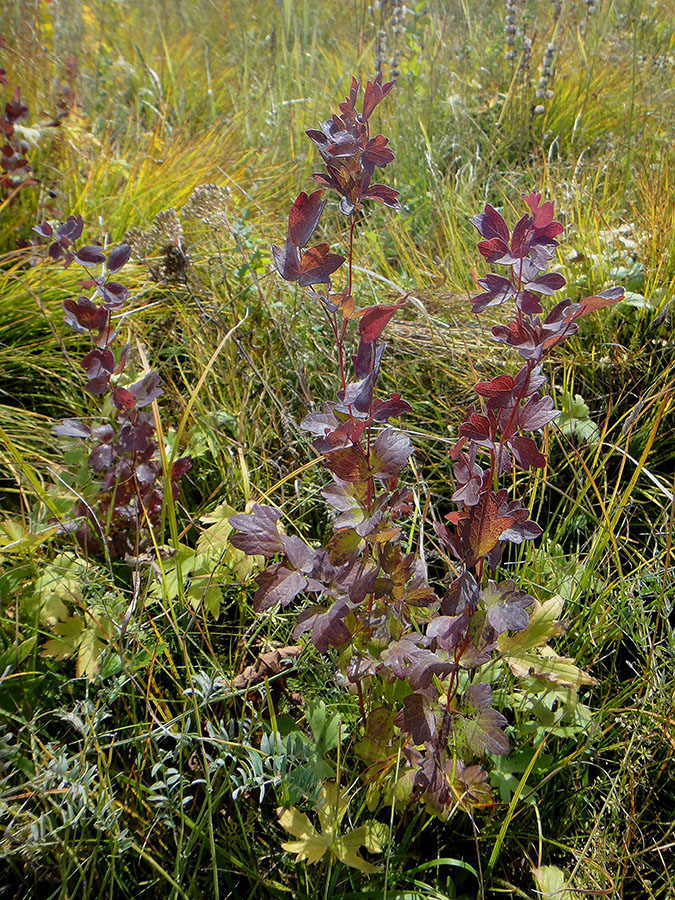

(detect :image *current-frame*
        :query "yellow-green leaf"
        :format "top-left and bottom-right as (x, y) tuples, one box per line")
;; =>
(504, 645), (597, 690)
(0, 520), (60, 556)
(277, 782), (385, 873)
(42, 615), (84, 660)
(0, 637), (37, 672)
(30, 554), (84, 625)
(197, 502), (237, 555)
(533, 864), (574, 900)
(77, 621), (107, 679)
(278, 807), (331, 864)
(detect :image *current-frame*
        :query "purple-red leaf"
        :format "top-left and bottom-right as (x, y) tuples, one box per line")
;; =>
(252, 563), (307, 612)
(326, 527), (364, 565)
(574, 286), (625, 318)
(34, 221), (53, 238)
(526, 272), (566, 295)
(116, 419), (154, 454)
(323, 445), (369, 482)
(427, 613), (470, 651)
(462, 683), (510, 755)
(107, 243), (132, 273)
(481, 580), (533, 633)
(272, 238), (301, 282)
(509, 435), (547, 469)
(358, 301), (406, 343)
(300, 404), (339, 437)
(96, 281), (129, 309)
(53, 419), (91, 439)
(362, 134), (395, 173)
(81, 348), (114, 380)
(294, 601), (351, 652)
(370, 428), (413, 480)
(111, 386), (135, 410)
(63, 297), (108, 333)
(85, 375), (111, 396)
(73, 245), (106, 266)
(523, 191), (555, 228)
(441, 571), (480, 615)
(352, 338), (386, 380)
(281, 535), (317, 572)
(128, 372), (163, 408)
(474, 374), (515, 403)
(384, 637), (456, 689)
(57, 215), (84, 244)
(471, 204), (510, 242)
(517, 290), (543, 315)
(89, 442), (115, 471)
(171, 456), (192, 480)
(394, 693), (436, 744)
(362, 73), (395, 121)
(450, 491), (518, 566)
(5, 88), (28, 123)
(361, 182), (401, 209)
(298, 243), (345, 286)
(371, 394), (412, 422)
(517, 394), (559, 431)
(288, 190), (326, 249)
(229, 504), (284, 558)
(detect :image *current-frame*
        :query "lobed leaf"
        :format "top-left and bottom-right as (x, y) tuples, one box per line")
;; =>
(288, 190), (326, 249)
(358, 301), (406, 343)
(298, 243), (345, 286)
(323, 445), (369, 482)
(229, 504), (284, 557)
(252, 564), (307, 612)
(370, 429), (413, 480)
(272, 237), (302, 281)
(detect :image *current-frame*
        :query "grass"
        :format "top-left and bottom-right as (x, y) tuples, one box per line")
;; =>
(1, 0), (674, 897)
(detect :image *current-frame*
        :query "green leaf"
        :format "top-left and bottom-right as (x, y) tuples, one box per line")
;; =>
(556, 392), (599, 443)
(0, 520), (59, 555)
(497, 596), (595, 690)
(188, 579), (223, 619)
(0, 637), (37, 673)
(490, 748), (553, 803)
(307, 699), (344, 756)
(355, 706), (395, 762)
(150, 544), (196, 602)
(99, 652), (123, 679)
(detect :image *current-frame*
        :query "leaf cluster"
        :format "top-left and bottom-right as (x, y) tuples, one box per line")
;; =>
(0, 68), (35, 198)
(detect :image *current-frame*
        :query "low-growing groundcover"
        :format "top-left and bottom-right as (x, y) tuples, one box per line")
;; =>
(1, 2), (674, 899)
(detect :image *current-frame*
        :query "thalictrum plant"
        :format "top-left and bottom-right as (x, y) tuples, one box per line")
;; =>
(34, 217), (191, 559)
(229, 73), (624, 813)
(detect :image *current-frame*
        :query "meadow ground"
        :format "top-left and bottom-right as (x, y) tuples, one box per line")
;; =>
(0, 1), (674, 898)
